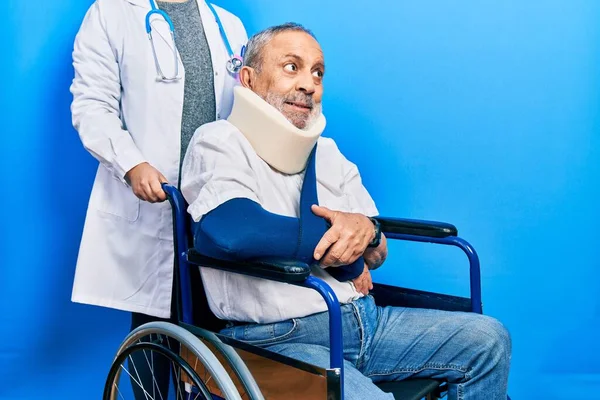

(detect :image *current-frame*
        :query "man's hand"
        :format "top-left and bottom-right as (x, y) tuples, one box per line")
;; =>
(125, 162), (168, 203)
(364, 234), (388, 270)
(352, 263), (373, 295)
(311, 205), (375, 267)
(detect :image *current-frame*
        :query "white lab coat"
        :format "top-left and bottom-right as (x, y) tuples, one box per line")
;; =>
(70, 0), (247, 318)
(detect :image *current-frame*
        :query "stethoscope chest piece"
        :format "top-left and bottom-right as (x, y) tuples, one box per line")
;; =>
(226, 56), (243, 74)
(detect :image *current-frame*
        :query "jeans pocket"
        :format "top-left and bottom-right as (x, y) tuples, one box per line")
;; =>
(224, 319), (298, 346)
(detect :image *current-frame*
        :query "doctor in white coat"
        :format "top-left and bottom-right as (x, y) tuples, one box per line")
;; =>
(70, 0), (247, 396)
(70, 0), (247, 328)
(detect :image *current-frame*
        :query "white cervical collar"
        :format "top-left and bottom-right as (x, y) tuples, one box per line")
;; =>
(227, 86), (326, 174)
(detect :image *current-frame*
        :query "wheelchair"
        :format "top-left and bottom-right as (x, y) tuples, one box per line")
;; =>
(103, 183), (494, 400)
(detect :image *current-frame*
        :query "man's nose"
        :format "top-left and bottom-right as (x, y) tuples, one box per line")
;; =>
(296, 71), (316, 95)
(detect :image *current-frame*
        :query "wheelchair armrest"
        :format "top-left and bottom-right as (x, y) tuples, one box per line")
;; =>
(375, 216), (458, 238)
(187, 249), (311, 283)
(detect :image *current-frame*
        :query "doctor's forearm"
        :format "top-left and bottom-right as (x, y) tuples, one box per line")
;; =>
(70, 0), (146, 181)
(194, 198), (300, 260)
(75, 115), (146, 180)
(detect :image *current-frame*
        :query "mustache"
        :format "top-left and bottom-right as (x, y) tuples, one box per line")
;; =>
(264, 90), (322, 130)
(283, 93), (315, 109)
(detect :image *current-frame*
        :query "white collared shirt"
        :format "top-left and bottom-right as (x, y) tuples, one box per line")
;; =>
(181, 120), (379, 323)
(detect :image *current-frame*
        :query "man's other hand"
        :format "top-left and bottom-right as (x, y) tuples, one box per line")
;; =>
(352, 263), (373, 295)
(125, 162), (168, 203)
(311, 205), (375, 267)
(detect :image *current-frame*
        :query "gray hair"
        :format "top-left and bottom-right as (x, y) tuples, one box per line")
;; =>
(243, 23), (316, 72)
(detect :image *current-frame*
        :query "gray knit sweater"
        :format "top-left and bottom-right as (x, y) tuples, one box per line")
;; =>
(157, 0), (217, 175)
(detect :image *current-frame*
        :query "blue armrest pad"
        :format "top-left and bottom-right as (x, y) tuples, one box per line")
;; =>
(187, 249), (311, 283)
(375, 217), (458, 238)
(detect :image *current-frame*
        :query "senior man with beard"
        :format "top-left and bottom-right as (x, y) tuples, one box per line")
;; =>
(180, 23), (511, 400)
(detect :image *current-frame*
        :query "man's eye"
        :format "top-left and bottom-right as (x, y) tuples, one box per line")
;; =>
(284, 64), (297, 72)
(312, 70), (324, 78)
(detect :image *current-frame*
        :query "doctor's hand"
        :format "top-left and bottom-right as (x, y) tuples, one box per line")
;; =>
(311, 205), (375, 268)
(125, 162), (168, 203)
(352, 263), (373, 295)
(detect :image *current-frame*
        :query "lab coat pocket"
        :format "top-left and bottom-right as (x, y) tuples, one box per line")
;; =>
(95, 166), (140, 222)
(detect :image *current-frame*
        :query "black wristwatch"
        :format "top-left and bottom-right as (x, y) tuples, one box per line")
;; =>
(367, 217), (382, 248)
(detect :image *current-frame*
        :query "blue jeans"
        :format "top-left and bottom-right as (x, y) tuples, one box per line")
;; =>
(220, 295), (511, 400)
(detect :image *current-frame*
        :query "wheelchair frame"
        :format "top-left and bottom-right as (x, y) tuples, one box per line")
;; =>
(154, 183), (489, 400)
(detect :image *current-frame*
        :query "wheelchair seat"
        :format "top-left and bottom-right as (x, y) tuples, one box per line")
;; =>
(103, 183), (497, 400)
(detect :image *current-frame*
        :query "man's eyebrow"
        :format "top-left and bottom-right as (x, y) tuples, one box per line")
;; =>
(280, 53), (304, 62)
(313, 61), (325, 71)
(279, 53), (325, 72)
(281, 53), (325, 69)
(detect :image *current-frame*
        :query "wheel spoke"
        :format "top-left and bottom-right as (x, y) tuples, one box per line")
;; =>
(140, 343), (165, 400)
(172, 358), (184, 400)
(124, 356), (155, 400)
(113, 381), (126, 400)
(164, 335), (185, 400)
(191, 385), (205, 400)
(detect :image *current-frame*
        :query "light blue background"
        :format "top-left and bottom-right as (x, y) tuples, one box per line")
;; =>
(1, 0), (599, 398)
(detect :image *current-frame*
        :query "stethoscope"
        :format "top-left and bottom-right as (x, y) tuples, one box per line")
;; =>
(145, 0), (245, 82)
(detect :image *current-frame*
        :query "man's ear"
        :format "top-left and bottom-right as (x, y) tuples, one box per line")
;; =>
(239, 66), (255, 89)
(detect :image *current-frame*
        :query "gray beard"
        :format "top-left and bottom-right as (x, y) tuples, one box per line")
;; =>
(264, 92), (322, 130)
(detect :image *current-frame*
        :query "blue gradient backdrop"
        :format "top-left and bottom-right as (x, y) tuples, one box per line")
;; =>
(1, 1), (599, 398)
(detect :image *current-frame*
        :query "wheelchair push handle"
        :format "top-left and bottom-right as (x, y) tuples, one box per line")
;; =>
(162, 182), (178, 199)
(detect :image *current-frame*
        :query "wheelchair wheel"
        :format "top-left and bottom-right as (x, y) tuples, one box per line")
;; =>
(103, 321), (245, 400)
